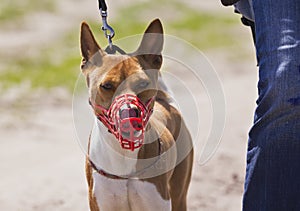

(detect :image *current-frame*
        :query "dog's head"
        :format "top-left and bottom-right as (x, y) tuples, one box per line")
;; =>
(80, 19), (164, 150)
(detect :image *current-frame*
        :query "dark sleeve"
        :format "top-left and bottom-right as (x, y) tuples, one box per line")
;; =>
(220, 0), (240, 6)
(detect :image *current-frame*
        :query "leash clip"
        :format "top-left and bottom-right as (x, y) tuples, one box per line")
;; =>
(100, 9), (115, 49)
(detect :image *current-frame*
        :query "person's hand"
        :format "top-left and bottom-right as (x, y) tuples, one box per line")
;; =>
(220, 0), (240, 6)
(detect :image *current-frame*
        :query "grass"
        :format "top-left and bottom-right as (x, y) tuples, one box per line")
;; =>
(0, 33), (81, 92)
(0, 0), (55, 22)
(110, 0), (239, 49)
(0, 55), (80, 91)
(0, 0), (241, 91)
(168, 12), (238, 49)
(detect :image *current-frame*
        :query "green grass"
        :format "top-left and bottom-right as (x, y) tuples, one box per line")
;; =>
(0, 0), (241, 91)
(109, 0), (239, 49)
(168, 11), (238, 49)
(0, 28), (81, 91)
(0, 0), (55, 22)
(0, 54), (80, 91)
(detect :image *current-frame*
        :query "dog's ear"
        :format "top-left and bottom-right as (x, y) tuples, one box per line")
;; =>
(135, 19), (164, 70)
(80, 22), (105, 74)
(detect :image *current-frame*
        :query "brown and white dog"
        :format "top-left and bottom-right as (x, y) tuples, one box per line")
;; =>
(80, 19), (194, 211)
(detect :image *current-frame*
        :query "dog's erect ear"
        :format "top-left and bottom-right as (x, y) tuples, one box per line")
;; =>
(136, 18), (164, 55)
(80, 22), (105, 73)
(135, 19), (164, 70)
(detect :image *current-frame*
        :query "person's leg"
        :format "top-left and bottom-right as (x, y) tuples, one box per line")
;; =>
(243, 0), (300, 210)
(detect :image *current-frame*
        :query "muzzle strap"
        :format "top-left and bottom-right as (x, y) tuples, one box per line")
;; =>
(90, 94), (155, 151)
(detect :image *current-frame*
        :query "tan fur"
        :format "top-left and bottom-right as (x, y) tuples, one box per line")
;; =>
(80, 19), (193, 211)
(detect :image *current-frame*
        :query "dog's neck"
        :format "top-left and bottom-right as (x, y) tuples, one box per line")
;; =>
(89, 116), (162, 177)
(89, 117), (139, 176)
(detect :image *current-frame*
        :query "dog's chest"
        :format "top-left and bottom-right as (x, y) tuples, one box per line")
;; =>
(92, 172), (171, 211)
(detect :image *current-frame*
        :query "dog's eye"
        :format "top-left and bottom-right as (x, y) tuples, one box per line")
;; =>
(100, 82), (113, 90)
(137, 81), (149, 89)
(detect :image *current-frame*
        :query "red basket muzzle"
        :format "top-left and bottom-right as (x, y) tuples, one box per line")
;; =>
(91, 94), (154, 151)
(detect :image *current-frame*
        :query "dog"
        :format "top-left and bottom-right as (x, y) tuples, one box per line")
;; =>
(80, 19), (194, 211)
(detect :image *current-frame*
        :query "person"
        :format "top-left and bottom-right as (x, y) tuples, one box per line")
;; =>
(221, 0), (300, 210)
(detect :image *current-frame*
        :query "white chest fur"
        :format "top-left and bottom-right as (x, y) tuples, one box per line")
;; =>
(93, 172), (171, 211)
(89, 118), (171, 210)
(89, 118), (140, 176)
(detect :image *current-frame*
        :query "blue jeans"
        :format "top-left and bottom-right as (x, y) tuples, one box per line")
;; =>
(243, 0), (300, 210)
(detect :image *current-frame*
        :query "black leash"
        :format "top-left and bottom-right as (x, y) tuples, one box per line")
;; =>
(97, 0), (126, 55)
(98, 0), (107, 11)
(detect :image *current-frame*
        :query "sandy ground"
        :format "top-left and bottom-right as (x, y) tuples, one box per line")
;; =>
(0, 1), (258, 210)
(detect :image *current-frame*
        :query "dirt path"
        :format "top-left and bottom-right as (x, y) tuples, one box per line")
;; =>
(0, 1), (258, 210)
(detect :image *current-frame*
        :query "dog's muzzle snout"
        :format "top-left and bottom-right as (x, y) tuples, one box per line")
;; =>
(118, 105), (143, 141)
(119, 106), (140, 119)
(91, 94), (154, 151)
